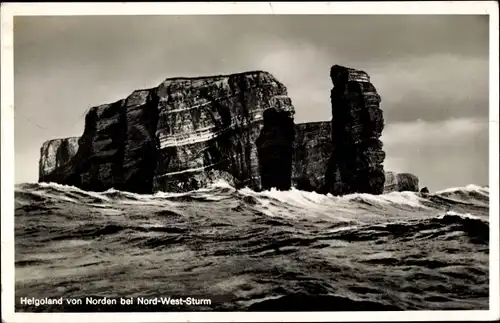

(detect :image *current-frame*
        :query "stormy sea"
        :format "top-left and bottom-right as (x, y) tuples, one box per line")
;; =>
(15, 181), (489, 312)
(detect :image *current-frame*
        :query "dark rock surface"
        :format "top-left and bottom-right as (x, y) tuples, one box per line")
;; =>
(384, 171), (420, 193)
(39, 66), (398, 195)
(325, 65), (385, 195)
(256, 108), (295, 190)
(292, 121), (332, 192)
(39, 71), (294, 193)
(39, 137), (79, 182)
(420, 187), (430, 194)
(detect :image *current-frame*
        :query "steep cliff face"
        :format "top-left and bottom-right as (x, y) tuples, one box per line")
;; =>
(38, 67), (397, 195)
(39, 93), (159, 193)
(384, 171), (420, 193)
(325, 65), (386, 195)
(292, 121), (332, 192)
(38, 71), (294, 193)
(39, 137), (79, 182)
(256, 108), (295, 190)
(153, 73), (294, 192)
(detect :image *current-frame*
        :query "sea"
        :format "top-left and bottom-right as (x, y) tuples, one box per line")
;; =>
(14, 181), (490, 312)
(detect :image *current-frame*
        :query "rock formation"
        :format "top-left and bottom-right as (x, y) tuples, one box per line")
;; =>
(39, 66), (412, 196)
(420, 187), (430, 194)
(256, 108), (295, 190)
(39, 71), (294, 193)
(39, 137), (79, 181)
(292, 121), (332, 192)
(325, 65), (386, 195)
(383, 171), (420, 193)
(292, 121), (418, 195)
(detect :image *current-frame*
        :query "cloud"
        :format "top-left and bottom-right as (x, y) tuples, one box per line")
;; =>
(13, 15), (490, 188)
(254, 42), (334, 122)
(371, 54), (489, 124)
(382, 117), (488, 146)
(382, 117), (489, 190)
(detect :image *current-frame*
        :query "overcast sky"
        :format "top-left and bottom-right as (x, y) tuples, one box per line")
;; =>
(14, 15), (489, 191)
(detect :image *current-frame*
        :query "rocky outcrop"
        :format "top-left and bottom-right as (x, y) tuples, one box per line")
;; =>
(384, 171), (419, 193)
(325, 65), (385, 195)
(39, 66), (398, 195)
(39, 137), (79, 182)
(256, 108), (295, 190)
(38, 71), (294, 193)
(292, 123), (418, 195)
(292, 121), (332, 192)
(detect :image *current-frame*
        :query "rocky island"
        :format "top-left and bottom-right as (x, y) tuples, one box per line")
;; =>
(38, 65), (420, 194)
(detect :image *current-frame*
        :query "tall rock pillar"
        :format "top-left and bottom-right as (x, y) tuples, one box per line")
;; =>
(325, 65), (386, 195)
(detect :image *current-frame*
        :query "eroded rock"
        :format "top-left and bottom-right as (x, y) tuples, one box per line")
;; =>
(39, 71), (294, 193)
(325, 65), (386, 195)
(256, 108), (295, 190)
(292, 121), (332, 192)
(39, 137), (79, 182)
(384, 171), (420, 193)
(38, 67), (403, 195)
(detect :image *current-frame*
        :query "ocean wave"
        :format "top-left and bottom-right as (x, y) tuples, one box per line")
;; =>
(15, 181), (490, 244)
(321, 209), (489, 245)
(437, 210), (483, 221)
(14, 180), (490, 312)
(15, 181), (490, 214)
(433, 184), (489, 207)
(246, 293), (403, 311)
(435, 184), (489, 195)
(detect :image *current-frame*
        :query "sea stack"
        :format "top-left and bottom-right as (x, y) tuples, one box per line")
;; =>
(325, 65), (386, 195)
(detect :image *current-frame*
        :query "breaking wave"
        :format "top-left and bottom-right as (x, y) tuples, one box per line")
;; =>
(14, 181), (489, 312)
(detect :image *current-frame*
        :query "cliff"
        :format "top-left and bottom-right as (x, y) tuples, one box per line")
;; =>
(39, 66), (409, 195)
(38, 71), (294, 193)
(292, 122), (332, 192)
(384, 171), (420, 193)
(40, 121), (327, 192)
(39, 137), (79, 181)
(257, 108), (295, 190)
(39, 124), (414, 195)
(325, 65), (386, 195)
(292, 122), (418, 194)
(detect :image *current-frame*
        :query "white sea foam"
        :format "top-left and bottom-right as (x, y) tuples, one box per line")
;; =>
(38, 182), (112, 202)
(23, 181), (489, 213)
(341, 191), (428, 209)
(435, 184), (489, 195)
(380, 191), (429, 208)
(436, 210), (482, 220)
(207, 179), (236, 190)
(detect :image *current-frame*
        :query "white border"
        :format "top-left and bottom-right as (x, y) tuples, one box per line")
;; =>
(1, 2), (499, 322)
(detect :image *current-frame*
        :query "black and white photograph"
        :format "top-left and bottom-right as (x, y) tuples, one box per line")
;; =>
(1, 2), (499, 322)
